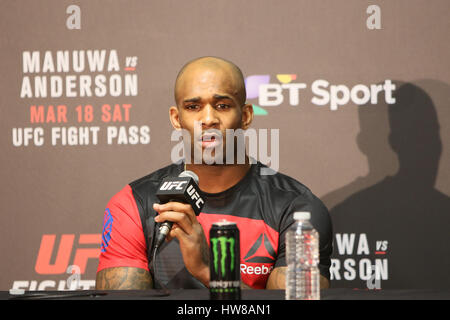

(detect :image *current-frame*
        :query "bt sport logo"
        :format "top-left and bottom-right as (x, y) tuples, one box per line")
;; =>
(245, 74), (396, 114)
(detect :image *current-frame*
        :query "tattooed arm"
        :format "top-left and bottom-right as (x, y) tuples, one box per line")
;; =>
(265, 267), (286, 289)
(265, 267), (330, 289)
(95, 267), (153, 290)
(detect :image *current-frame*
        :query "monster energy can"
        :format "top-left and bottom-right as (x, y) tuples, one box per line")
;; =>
(209, 220), (241, 300)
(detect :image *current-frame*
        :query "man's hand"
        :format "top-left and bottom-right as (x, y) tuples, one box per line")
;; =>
(153, 202), (210, 287)
(266, 266), (330, 289)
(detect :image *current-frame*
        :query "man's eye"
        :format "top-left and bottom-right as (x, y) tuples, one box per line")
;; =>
(185, 104), (199, 110)
(216, 104), (230, 110)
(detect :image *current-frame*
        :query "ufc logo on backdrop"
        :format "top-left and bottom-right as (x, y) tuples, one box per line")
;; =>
(35, 234), (101, 274)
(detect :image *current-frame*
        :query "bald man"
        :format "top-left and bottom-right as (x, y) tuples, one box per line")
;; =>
(95, 57), (333, 291)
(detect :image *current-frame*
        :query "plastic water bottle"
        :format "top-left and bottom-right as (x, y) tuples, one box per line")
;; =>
(285, 211), (320, 300)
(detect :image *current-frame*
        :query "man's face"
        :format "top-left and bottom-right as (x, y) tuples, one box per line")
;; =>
(170, 65), (252, 164)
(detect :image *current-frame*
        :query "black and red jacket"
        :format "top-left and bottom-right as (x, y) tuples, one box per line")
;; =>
(98, 161), (333, 289)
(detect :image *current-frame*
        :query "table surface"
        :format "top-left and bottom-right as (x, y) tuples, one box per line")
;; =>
(3, 288), (450, 300)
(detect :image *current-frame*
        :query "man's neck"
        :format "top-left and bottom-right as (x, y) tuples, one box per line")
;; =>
(185, 160), (252, 194)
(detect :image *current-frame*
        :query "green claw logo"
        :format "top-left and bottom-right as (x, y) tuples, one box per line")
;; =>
(210, 236), (235, 276)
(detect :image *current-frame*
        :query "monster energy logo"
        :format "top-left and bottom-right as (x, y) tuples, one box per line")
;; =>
(210, 236), (235, 276)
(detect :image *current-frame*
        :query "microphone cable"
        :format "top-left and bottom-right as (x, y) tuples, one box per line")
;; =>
(150, 243), (171, 297)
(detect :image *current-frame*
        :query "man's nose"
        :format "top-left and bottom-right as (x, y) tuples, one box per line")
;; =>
(201, 104), (219, 128)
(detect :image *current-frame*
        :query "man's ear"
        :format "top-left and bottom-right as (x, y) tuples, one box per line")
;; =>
(241, 103), (254, 130)
(169, 106), (182, 130)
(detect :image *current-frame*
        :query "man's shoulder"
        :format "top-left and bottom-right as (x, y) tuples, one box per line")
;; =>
(252, 162), (329, 219)
(253, 162), (313, 199)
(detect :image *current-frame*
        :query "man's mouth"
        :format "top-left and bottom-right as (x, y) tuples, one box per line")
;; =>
(199, 132), (222, 148)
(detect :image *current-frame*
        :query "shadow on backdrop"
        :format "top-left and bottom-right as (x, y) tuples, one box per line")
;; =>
(325, 80), (450, 289)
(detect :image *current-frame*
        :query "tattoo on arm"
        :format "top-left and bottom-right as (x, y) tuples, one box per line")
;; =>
(95, 267), (153, 290)
(265, 267), (330, 290)
(266, 267), (286, 289)
(320, 275), (330, 289)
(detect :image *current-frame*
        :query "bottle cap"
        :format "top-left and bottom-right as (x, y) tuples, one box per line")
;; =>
(294, 211), (311, 220)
